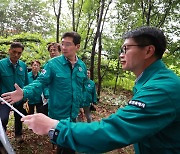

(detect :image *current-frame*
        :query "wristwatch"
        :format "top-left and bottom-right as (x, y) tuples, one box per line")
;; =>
(48, 129), (55, 140)
(48, 128), (60, 142)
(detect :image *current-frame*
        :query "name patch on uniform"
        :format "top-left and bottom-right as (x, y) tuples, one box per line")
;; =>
(128, 100), (146, 109)
(78, 67), (82, 72)
(41, 69), (46, 75)
(19, 67), (23, 71)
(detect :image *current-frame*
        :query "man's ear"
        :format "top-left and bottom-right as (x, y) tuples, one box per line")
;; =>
(8, 49), (11, 54)
(145, 45), (155, 59)
(76, 44), (80, 50)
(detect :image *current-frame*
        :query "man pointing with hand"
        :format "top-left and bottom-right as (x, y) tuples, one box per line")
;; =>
(2, 32), (87, 154)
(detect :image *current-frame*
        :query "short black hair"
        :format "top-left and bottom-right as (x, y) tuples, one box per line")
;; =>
(10, 42), (24, 51)
(47, 42), (61, 52)
(123, 26), (167, 59)
(31, 60), (41, 66)
(62, 32), (81, 45)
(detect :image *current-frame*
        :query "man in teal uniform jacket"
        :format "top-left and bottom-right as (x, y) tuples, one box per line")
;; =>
(41, 42), (61, 116)
(77, 70), (97, 122)
(27, 60), (43, 114)
(0, 42), (28, 153)
(5, 27), (180, 154)
(47, 42), (61, 59)
(2, 32), (87, 154)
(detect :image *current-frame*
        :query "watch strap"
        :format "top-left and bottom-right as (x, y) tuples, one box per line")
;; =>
(52, 129), (60, 142)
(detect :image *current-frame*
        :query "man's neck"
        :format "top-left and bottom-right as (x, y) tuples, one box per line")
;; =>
(67, 56), (77, 65)
(134, 57), (157, 78)
(9, 58), (18, 65)
(32, 71), (38, 76)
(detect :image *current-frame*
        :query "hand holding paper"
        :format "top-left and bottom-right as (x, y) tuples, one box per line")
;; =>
(21, 113), (59, 135)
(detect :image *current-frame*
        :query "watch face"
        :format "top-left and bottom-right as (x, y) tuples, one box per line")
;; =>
(48, 129), (55, 140)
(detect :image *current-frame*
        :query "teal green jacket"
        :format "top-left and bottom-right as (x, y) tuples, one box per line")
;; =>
(42, 87), (49, 99)
(53, 60), (180, 154)
(27, 71), (42, 105)
(0, 57), (28, 105)
(81, 79), (97, 107)
(23, 55), (87, 120)
(41, 63), (49, 100)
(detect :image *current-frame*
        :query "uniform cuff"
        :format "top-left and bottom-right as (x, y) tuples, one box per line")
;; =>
(23, 89), (28, 99)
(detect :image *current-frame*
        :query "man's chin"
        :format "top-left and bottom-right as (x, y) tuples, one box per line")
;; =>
(122, 66), (128, 71)
(11, 59), (18, 63)
(63, 53), (69, 57)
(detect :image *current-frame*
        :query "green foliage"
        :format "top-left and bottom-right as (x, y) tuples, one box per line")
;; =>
(102, 76), (134, 91)
(0, 0), (179, 93)
(82, 0), (99, 13)
(117, 76), (135, 91)
(0, 33), (50, 67)
(163, 53), (180, 76)
(0, 0), (55, 37)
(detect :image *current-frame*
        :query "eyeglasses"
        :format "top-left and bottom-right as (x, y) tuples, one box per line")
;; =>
(119, 44), (149, 55)
(60, 42), (74, 48)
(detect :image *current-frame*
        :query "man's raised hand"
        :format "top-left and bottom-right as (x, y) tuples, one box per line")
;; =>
(1, 83), (23, 104)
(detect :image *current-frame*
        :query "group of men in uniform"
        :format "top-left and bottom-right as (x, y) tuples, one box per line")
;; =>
(1, 27), (180, 154)
(0, 31), (98, 154)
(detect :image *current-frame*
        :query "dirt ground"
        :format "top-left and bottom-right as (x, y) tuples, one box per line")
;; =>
(7, 90), (134, 154)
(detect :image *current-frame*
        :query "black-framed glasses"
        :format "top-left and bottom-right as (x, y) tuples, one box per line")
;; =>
(119, 44), (149, 55)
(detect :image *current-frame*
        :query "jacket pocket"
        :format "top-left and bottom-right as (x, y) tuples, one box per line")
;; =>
(76, 72), (86, 84)
(55, 72), (70, 86)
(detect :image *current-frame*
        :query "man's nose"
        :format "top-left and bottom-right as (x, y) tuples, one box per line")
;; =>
(14, 53), (19, 57)
(119, 53), (124, 59)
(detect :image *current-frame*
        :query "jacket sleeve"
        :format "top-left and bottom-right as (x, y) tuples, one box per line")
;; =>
(81, 63), (88, 105)
(23, 62), (52, 100)
(24, 65), (29, 86)
(92, 81), (97, 104)
(42, 87), (49, 99)
(53, 86), (175, 153)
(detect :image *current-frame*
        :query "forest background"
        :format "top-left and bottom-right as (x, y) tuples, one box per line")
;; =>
(0, 0), (179, 99)
(0, 0), (179, 153)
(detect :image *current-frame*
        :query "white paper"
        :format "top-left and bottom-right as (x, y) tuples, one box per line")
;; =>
(0, 118), (15, 154)
(0, 118), (6, 144)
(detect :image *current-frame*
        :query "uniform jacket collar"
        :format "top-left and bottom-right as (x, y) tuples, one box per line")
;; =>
(29, 71), (40, 77)
(133, 60), (166, 94)
(7, 57), (20, 67)
(61, 54), (80, 66)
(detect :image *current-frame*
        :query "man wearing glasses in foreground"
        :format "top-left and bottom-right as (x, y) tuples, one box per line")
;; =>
(3, 26), (180, 154)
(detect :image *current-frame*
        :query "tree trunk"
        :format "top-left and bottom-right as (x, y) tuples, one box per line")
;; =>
(56, 16), (60, 43)
(146, 0), (152, 26)
(72, 0), (75, 31)
(97, 0), (112, 96)
(97, 33), (102, 96)
(90, 0), (105, 80)
(53, 0), (61, 43)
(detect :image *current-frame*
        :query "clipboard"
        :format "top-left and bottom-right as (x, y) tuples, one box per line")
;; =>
(0, 97), (25, 154)
(0, 118), (15, 154)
